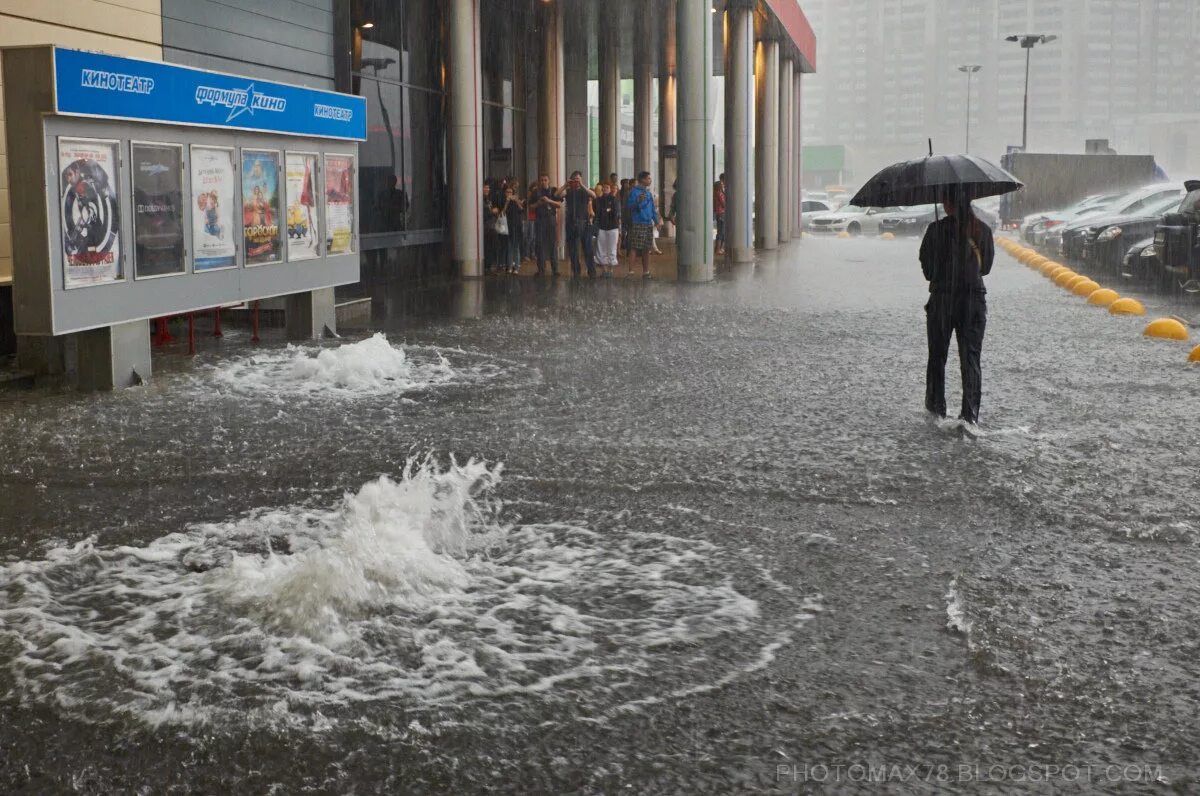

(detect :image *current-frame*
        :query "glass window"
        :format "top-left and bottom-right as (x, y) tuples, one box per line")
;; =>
(132, 143), (185, 279)
(351, 0), (443, 91)
(358, 77), (447, 235)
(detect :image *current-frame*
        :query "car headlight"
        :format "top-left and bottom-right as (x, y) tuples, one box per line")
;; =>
(902, 218), (919, 224)
(1097, 227), (1122, 242)
(1141, 244), (1157, 258)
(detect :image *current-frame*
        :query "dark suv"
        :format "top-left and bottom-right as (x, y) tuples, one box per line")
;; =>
(1154, 180), (1200, 292)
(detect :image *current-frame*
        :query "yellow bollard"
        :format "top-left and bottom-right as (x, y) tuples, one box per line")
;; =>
(1040, 261), (1061, 276)
(1064, 275), (1088, 290)
(1047, 266), (1069, 280)
(1030, 255), (1049, 268)
(1054, 271), (1079, 287)
(1108, 297), (1146, 316)
(1189, 345), (1200, 363)
(1086, 288), (1120, 307)
(837, 230), (850, 238)
(1143, 318), (1189, 341)
(1071, 279), (1101, 296)
(880, 232), (895, 240)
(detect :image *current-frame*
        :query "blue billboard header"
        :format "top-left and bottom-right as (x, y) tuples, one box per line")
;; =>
(53, 48), (366, 142)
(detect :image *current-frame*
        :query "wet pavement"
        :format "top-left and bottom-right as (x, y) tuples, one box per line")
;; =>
(1, 236), (1198, 794)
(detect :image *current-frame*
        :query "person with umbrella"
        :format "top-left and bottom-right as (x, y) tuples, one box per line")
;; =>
(851, 151), (1020, 427)
(920, 186), (994, 426)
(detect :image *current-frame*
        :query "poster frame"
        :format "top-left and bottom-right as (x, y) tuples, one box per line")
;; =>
(189, 144), (240, 274)
(57, 135), (126, 291)
(240, 147), (284, 268)
(284, 149), (322, 263)
(130, 139), (187, 281)
(322, 151), (356, 257)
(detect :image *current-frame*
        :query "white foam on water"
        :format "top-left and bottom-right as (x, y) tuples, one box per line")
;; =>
(945, 578), (972, 636)
(204, 333), (495, 399)
(0, 459), (809, 732)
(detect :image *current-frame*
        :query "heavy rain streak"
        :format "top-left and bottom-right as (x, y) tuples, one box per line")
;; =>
(2, 0), (1200, 794)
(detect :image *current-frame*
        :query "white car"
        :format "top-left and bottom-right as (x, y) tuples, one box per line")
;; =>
(805, 205), (895, 236)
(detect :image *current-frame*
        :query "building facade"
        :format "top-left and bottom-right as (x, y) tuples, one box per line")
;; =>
(801, 0), (1200, 185)
(1, 0), (816, 358)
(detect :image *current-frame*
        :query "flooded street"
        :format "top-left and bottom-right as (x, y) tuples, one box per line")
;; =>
(1, 236), (1198, 793)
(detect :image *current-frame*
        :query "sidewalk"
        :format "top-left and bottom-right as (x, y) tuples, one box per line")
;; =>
(502, 239), (704, 281)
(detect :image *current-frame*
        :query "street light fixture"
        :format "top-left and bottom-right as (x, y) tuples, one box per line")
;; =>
(957, 64), (981, 154)
(1005, 34), (1058, 152)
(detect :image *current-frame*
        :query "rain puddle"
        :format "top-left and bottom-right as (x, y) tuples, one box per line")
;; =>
(0, 458), (819, 733)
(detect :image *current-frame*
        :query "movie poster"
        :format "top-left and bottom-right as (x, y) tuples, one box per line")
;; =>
(132, 143), (184, 278)
(285, 152), (319, 261)
(324, 153), (355, 255)
(190, 147), (237, 271)
(59, 138), (122, 287)
(242, 150), (282, 265)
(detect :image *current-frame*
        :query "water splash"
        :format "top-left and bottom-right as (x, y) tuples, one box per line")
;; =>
(206, 333), (469, 398)
(0, 458), (812, 732)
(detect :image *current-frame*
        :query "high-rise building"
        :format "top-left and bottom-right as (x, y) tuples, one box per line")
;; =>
(801, 0), (1200, 184)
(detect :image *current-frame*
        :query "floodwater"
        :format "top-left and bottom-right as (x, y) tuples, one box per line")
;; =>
(1, 237), (1198, 793)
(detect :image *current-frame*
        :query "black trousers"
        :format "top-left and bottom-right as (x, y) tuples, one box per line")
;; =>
(925, 292), (987, 423)
(565, 219), (595, 277)
(536, 218), (558, 275)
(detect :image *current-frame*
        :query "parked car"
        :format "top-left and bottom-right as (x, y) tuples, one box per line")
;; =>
(1055, 184), (1184, 260)
(1153, 180), (1200, 292)
(1078, 194), (1183, 274)
(805, 205), (894, 236)
(1120, 236), (1161, 285)
(1021, 192), (1122, 245)
(878, 205), (938, 236)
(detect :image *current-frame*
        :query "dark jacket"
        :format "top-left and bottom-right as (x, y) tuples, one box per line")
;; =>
(919, 214), (994, 294)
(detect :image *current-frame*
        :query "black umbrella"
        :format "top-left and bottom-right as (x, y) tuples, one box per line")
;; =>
(850, 153), (1023, 208)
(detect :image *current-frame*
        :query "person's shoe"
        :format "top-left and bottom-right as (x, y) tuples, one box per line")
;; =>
(643, 271), (653, 279)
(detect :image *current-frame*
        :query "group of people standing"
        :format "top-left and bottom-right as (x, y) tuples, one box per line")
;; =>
(482, 171), (671, 279)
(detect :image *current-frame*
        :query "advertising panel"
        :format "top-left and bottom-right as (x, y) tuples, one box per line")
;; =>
(53, 48), (367, 141)
(58, 138), (122, 287)
(131, 143), (185, 278)
(190, 146), (237, 271)
(242, 149), (282, 265)
(285, 152), (320, 260)
(324, 153), (355, 255)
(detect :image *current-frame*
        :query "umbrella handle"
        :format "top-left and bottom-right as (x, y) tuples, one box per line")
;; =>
(928, 138), (933, 157)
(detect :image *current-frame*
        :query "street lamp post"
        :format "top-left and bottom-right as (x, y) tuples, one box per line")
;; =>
(1005, 34), (1057, 152)
(957, 64), (981, 153)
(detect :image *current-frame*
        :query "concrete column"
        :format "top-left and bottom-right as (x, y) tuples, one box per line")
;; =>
(778, 58), (793, 244)
(794, 68), (803, 237)
(754, 39), (779, 249)
(724, 3), (754, 263)
(538, 1), (565, 185)
(633, 2), (654, 175)
(676, 0), (713, 282)
(448, 0), (483, 278)
(286, 287), (337, 340)
(76, 320), (151, 391)
(564, 7), (589, 180)
(658, 0), (677, 237)
(598, 10), (620, 180)
(539, 0), (565, 259)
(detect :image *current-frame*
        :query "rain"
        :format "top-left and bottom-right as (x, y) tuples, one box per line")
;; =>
(2, 1), (1199, 793)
